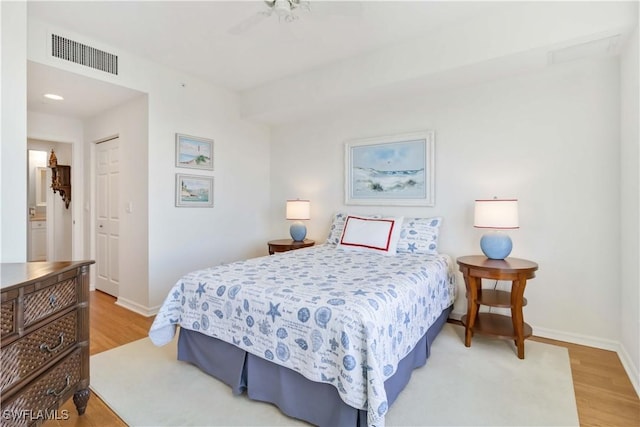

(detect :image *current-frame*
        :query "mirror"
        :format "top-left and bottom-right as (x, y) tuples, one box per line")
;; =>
(35, 167), (47, 207)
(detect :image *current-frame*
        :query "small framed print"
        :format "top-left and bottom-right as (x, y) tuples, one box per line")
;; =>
(176, 174), (214, 207)
(175, 133), (214, 170)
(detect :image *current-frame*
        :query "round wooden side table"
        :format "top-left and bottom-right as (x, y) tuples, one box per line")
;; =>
(267, 239), (315, 255)
(457, 255), (538, 359)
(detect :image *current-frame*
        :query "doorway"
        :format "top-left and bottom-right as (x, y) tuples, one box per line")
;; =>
(26, 140), (73, 262)
(27, 149), (48, 261)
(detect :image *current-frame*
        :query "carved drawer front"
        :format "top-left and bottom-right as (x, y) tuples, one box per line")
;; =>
(0, 350), (81, 427)
(1, 300), (16, 337)
(1, 311), (78, 394)
(24, 279), (77, 327)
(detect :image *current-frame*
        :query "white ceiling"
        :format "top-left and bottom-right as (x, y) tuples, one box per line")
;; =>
(26, 0), (502, 119)
(27, 0), (636, 122)
(27, 61), (145, 119)
(28, 1), (502, 91)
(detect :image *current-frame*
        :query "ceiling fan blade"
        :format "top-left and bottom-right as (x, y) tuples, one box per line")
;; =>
(228, 10), (271, 35)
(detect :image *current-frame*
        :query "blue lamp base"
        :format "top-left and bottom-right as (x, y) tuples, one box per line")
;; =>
(480, 232), (513, 260)
(290, 221), (307, 242)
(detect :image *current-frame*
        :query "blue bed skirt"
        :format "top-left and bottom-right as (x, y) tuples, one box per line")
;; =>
(177, 305), (452, 426)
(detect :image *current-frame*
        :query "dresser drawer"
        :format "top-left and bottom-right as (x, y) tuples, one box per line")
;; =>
(1, 300), (16, 337)
(0, 349), (81, 427)
(23, 279), (77, 327)
(1, 311), (78, 394)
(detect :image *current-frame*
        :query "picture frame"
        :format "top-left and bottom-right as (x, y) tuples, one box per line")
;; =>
(175, 174), (214, 207)
(345, 131), (435, 206)
(175, 133), (214, 170)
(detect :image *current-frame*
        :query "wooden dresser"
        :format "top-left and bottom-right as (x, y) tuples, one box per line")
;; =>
(1, 261), (93, 426)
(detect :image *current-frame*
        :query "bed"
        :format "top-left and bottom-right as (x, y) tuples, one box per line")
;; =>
(149, 214), (456, 427)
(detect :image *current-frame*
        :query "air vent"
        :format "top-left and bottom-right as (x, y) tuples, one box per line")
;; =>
(51, 34), (118, 75)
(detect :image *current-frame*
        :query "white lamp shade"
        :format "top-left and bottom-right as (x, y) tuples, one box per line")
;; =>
(286, 200), (311, 220)
(474, 199), (519, 229)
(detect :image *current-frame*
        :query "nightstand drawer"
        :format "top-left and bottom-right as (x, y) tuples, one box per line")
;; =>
(1, 311), (78, 394)
(24, 279), (77, 327)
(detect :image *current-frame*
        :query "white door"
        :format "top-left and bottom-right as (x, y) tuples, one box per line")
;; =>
(95, 138), (120, 296)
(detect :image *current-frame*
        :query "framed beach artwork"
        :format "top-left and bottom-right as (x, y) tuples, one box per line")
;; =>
(175, 133), (214, 170)
(176, 174), (214, 207)
(345, 131), (435, 206)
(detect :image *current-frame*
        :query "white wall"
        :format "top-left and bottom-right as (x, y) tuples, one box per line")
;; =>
(620, 22), (640, 394)
(26, 19), (272, 314)
(145, 76), (272, 310)
(1, 1), (27, 262)
(84, 95), (149, 310)
(270, 56), (622, 348)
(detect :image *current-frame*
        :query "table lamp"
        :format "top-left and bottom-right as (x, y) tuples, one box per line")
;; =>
(286, 199), (310, 241)
(474, 198), (519, 259)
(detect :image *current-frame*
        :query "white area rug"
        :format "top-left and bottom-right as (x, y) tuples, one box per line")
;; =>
(90, 324), (579, 426)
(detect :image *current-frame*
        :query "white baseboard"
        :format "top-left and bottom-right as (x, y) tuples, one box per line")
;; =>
(533, 325), (620, 351)
(448, 309), (639, 398)
(114, 296), (160, 318)
(617, 342), (640, 398)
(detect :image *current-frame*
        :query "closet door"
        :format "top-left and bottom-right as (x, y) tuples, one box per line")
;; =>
(95, 138), (120, 297)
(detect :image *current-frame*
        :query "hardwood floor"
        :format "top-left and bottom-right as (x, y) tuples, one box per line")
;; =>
(43, 291), (153, 427)
(45, 291), (639, 426)
(531, 335), (640, 427)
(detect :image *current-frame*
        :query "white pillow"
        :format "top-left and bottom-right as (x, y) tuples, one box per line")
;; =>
(338, 215), (404, 255)
(326, 212), (380, 245)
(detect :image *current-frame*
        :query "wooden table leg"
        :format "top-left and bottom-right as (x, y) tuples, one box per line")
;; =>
(464, 275), (480, 347)
(511, 277), (528, 359)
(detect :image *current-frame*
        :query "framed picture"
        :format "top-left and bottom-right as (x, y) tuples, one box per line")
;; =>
(345, 131), (435, 206)
(175, 133), (214, 170)
(176, 174), (214, 207)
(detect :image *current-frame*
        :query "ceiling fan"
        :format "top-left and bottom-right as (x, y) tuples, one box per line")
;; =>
(266, 0), (310, 22)
(228, 0), (311, 35)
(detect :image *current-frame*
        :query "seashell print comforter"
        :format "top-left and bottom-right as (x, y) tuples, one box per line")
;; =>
(149, 244), (456, 427)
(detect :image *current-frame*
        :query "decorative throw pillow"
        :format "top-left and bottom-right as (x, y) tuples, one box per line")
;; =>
(326, 212), (380, 245)
(337, 215), (404, 255)
(396, 217), (442, 254)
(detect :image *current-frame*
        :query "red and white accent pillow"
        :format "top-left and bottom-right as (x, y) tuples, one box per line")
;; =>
(338, 215), (404, 255)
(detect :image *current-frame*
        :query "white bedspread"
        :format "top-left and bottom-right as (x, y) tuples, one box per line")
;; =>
(149, 244), (455, 427)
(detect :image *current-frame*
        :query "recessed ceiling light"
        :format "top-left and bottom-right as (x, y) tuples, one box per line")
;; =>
(44, 93), (64, 101)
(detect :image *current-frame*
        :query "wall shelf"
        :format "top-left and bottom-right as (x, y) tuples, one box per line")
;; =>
(51, 164), (71, 209)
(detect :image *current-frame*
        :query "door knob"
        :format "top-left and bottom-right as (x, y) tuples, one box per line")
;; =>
(99, 225), (103, 228)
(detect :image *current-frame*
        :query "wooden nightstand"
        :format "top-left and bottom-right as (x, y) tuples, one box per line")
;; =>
(267, 239), (315, 255)
(457, 255), (538, 359)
